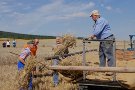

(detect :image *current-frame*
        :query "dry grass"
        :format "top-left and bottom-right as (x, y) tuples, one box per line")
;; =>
(0, 65), (18, 90)
(1, 39), (135, 90)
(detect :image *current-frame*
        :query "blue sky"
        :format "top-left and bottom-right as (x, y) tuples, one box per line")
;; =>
(0, 0), (135, 40)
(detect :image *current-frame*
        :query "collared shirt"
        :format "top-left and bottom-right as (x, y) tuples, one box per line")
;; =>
(24, 44), (37, 56)
(19, 47), (31, 60)
(92, 17), (112, 39)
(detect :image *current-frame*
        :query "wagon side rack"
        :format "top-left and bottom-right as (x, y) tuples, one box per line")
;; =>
(49, 39), (134, 90)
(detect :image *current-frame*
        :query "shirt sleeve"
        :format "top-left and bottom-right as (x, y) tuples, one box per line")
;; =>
(92, 19), (106, 36)
(19, 49), (30, 59)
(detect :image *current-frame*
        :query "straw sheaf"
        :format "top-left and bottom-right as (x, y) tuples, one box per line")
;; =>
(18, 56), (37, 88)
(62, 34), (76, 48)
(24, 56), (37, 73)
(54, 34), (76, 56)
(53, 34), (81, 80)
(53, 44), (66, 55)
(18, 70), (30, 88)
(59, 56), (83, 80)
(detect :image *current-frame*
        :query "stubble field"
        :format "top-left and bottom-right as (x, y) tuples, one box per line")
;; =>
(0, 39), (135, 90)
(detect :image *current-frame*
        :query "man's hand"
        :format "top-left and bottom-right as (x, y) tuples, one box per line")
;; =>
(89, 35), (95, 39)
(18, 57), (25, 65)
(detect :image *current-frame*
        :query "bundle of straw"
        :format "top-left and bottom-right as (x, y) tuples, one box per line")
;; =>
(53, 34), (80, 80)
(18, 70), (30, 88)
(59, 56), (83, 80)
(18, 56), (37, 88)
(54, 34), (76, 56)
(62, 34), (76, 48)
(53, 44), (66, 55)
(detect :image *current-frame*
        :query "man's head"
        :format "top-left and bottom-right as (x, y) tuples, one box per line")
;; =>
(34, 39), (39, 45)
(56, 36), (63, 44)
(90, 10), (100, 21)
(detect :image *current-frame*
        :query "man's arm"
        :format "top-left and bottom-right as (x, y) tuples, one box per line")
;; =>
(18, 49), (30, 64)
(92, 19), (106, 36)
(18, 57), (25, 64)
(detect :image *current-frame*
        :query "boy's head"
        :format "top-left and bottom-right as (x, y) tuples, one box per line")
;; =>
(56, 36), (63, 44)
(27, 41), (34, 49)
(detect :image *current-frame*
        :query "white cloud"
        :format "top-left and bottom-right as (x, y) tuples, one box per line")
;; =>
(0, 0), (95, 34)
(115, 8), (122, 13)
(0, 2), (12, 13)
(106, 6), (112, 11)
(1, 2), (7, 5)
(100, 3), (113, 11)
(101, 4), (104, 7)
(81, 2), (95, 10)
(9, 0), (94, 24)
(64, 12), (88, 18)
(17, 3), (23, 6)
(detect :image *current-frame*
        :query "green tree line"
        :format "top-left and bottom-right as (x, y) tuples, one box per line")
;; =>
(0, 31), (56, 39)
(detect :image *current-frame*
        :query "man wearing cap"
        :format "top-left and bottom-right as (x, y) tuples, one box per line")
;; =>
(24, 39), (39, 77)
(89, 10), (115, 68)
(17, 41), (34, 90)
(24, 39), (39, 57)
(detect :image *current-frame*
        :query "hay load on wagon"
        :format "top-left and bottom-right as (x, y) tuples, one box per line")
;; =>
(59, 56), (83, 80)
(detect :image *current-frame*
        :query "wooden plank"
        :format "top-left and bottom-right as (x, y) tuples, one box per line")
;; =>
(49, 66), (135, 73)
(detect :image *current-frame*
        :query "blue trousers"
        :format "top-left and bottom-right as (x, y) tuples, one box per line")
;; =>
(53, 59), (59, 85)
(17, 61), (32, 89)
(99, 36), (115, 67)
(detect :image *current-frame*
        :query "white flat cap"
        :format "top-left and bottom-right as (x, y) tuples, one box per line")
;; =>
(90, 10), (100, 17)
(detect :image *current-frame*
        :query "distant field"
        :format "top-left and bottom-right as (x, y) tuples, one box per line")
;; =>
(0, 39), (135, 90)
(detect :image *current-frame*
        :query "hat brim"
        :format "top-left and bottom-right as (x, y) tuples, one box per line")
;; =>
(27, 40), (34, 44)
(90, 14), (100, 17)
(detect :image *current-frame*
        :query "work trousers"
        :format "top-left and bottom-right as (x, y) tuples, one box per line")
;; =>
(99, 35), (115, 67)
